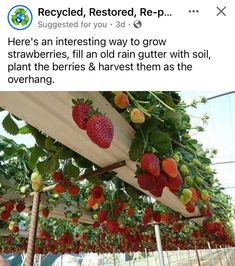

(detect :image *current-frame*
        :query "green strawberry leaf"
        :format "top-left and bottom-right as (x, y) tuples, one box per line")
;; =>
(129, 138), (144, 161)
(75, 155), (93, 168)
(2, 113), (19, 135)
(113, 189), (128, 202)
(163, 109), (183, 127)
(37, 156), (59, 176)
(149, 130), (172, 156)
(64, 161), (80, 179)
(44, 137), (57, 151)
(19, 125), (31, 134)
(29, 146), (46, 170)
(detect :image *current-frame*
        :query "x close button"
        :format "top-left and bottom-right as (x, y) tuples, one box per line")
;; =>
(217, 6), (226, 16)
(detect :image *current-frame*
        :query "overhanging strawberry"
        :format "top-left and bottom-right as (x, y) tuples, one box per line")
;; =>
(86, 114), (114, 149)
(140, 153), (160, 177)
(72, 99), (94, 130)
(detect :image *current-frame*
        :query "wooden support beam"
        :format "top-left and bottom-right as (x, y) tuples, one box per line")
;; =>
(25, 192), (41, 266)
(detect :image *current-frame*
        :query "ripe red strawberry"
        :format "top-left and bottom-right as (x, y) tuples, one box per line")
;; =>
(52, 171), (64, 182)
(97, 210), (108, 223)
(150, 188), (164, 197)
(127, 207), (135, 217)
(12, 225), (19, 234)
(203, 221), (217, 234)
(72, 102), (94, 130)
(166, 172), (183, 193)
(1, 210), (11, 221)
(54, 183), (66, 194)
(86, 115), (114, 149)
(16, 202), (26, 213)
(172, 223), (183, 233)
(150, 172), (167, 197)
(41, 208), (49, 218)
(137, 173), (157, 190)
(91, 185), (104, 199)
(140, 153), (160, 177)
(106, 220), (119, 234)
(162, 158), (178, 178)
(68, 185), (80, 196)
(153, 212), (161, 223)
(7, 236), (13, 245)
(71, 217), (79, 225)
(144, 207), (153, 218)
(189, 188), (198, 205)
(4, 201), (14, 212)
(186, 203), (195, 213)
(92, 221), (100, 228)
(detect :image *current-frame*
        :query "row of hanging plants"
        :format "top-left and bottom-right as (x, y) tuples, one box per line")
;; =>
(0, 91), (234, 254)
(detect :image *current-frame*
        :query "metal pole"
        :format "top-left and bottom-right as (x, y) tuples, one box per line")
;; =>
(25, 192), (41, 266)
(194, 245), (201, 266)
(215, 245), (223, 266)
(154, 224), (165, 266)
(113, 252), (116, 266)
(145, 248), (149, 266)
(207, 242), (215, 266)
(177, 247), (181, 266)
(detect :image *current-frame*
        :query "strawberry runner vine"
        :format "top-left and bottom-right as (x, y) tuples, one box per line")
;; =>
(0, 91), (234, 254)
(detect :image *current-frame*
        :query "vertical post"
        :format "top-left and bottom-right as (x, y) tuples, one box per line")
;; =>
(194, 245), (201, 266)
(154, 224), (165, 266)
(145, 248), (149, 266)
(25, 192), (41, 266)
(113, 252), (116, 266)
(207, 242), (215, 266)
(215, 245), (223, 266)
(177, 247), (181, 266)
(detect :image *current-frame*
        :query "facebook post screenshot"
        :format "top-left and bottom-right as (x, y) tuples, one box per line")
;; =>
(0, 0), (235, 265)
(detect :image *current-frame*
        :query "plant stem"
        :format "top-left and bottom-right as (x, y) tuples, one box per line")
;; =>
(150, 92), (175, 111)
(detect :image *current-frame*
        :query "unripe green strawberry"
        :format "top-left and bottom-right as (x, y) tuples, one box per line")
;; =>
(182, 133), (191, 140)
(92, 214), (98, 220)
(180, 165), (190, 176)
(20, 186), (27, 194)
(201, 190), (209, 201)
(179, 195), (191, 205)
(148, 105), (157, 114)
(66, 212), (73, 219)
(31, 172), (43, 192)
(205, 166), (213, 174)
(182, 188), (192, 200)
(192, 159), (204, 169)
(195, 176), (203, 185)
(173, 153), (181, 163)
(185, 176), (194, 186)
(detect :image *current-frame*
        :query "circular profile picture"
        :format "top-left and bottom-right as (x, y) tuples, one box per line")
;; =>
(8, 5), (33, 30)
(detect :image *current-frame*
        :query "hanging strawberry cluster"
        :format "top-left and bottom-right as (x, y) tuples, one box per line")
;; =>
(72, 98), (114, 149)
